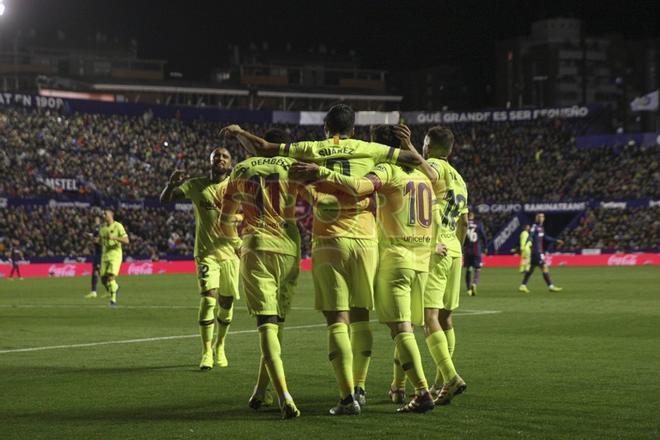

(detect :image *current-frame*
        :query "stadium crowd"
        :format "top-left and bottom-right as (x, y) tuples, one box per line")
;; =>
(1, 107), (657, 258)
(1, 108), (657, 202)
(559, 206), (660, 252)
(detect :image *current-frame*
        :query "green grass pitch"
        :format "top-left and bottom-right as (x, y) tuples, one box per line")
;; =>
(1, 267), (659, 439)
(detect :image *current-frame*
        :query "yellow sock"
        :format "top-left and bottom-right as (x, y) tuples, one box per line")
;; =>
(425, 330), (457, 386)
(214, 301), (233, 352)
(198, 296), (217, 353)
(350, 321), (372, 390)
(392, 345), (406, 389)
(444, 328), (455, 357)
(109, 280), (119, 302)
(255, 322), (285, 394)
(328, 323), (354, 399)
(395, 332), (428, 392)
(259, 323), (290, 400)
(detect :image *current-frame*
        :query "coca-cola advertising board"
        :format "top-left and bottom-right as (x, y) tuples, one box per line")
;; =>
(0, 254), (657, 278)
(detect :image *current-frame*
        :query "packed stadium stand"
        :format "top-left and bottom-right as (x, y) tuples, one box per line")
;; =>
(0, 106), (658, 260)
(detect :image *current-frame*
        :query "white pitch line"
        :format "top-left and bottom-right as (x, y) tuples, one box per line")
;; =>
(0, 304), (314, 311)
(0, 304), (502, 314)
(0, 310), (500, 355)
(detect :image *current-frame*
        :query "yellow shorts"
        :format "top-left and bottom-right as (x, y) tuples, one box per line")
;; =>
(195, 254), (240, 299)
(240, 249), (299, 317)
(375, 259), (426, 326)
(312, 237), (378, 311)
(100, 255), (122, 277)
(425, 254), (462, 311)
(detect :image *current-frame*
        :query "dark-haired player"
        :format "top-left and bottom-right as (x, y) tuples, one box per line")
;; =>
(85, 215), (103, 298)
(518, 213), (563, 293)
(221, 104), (421, 416)
(7, 241), (24, 280)
(290, 124), (436, 414)
(463, 212), (488, 296)
(160, 147), (239, 370)
(421, 126), (468, 406)
(98, 209), (129, 306)
(220, 128), (303, 419)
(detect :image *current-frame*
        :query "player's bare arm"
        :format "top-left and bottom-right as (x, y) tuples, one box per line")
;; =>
(109, 235), (130, 245)
(392, 124), (438, 183)
(160, 170), (188, 204)
(220, 125), (280, 157)
(456, 213), (469, 244)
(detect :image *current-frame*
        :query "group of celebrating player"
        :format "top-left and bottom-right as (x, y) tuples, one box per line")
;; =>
(84, 103), (563, 419)
(161, 104), (470, 418)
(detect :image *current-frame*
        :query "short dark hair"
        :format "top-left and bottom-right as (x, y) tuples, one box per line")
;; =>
(426, 126), (455, 155)
(370, 125), (398, 147)
(324, 104), (355, 136)
(264, 128), (291, 144)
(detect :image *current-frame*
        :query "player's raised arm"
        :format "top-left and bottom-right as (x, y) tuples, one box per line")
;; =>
(392, 124), (437, 183)
(160, 170), (188, 204)
(220, 124), (280, 157)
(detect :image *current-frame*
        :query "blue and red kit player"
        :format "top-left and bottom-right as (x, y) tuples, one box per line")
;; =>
(518, 213), (563, 293)
(462, 212), (488, 296)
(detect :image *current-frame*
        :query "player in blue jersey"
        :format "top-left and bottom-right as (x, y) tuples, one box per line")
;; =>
(519, 213), (564, 293)
(85, 215), (103, 299)
(462, 212), (488, 296)
(7, 241), (24, 280)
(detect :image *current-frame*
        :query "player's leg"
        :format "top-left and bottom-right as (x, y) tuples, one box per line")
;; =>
(389, 322), (434, 414)
(313, 238), (360, 416)
(433, 256), (466, 405)
(348, 239), (378, 405)
(214, 256), (239, 367)
(519, 254), (538, 293)
(86, 260), (100, 299)
(464, 257), (473, 295)
(251, 256), (298, 410)
(349, 307), (371, 405)
(243, 250), (299, 418)
(195, 256), (219, 370)
(541, 260), (562, 292)
(424, 255), (465, 404)
(519, 251), (529, 273)
(375, 259), (407, 403)
(471, 256), (482, 296)
(390, 345), (407, 403)
(378, 266), (433, 413)
(105, 256), (121, 305)
(198, 289), (217, 370)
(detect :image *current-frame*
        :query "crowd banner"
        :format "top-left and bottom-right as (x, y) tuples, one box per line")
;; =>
(2, 254), (658, 278)
(1, 92), (272, 123)
(2, 92), (606, 127)
(36, 177), (80, 192)
(3, 196), (656, 213)
(401, 106), (593, 125)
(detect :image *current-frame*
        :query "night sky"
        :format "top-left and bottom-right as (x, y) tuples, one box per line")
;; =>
(3, 0), (659, 93)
